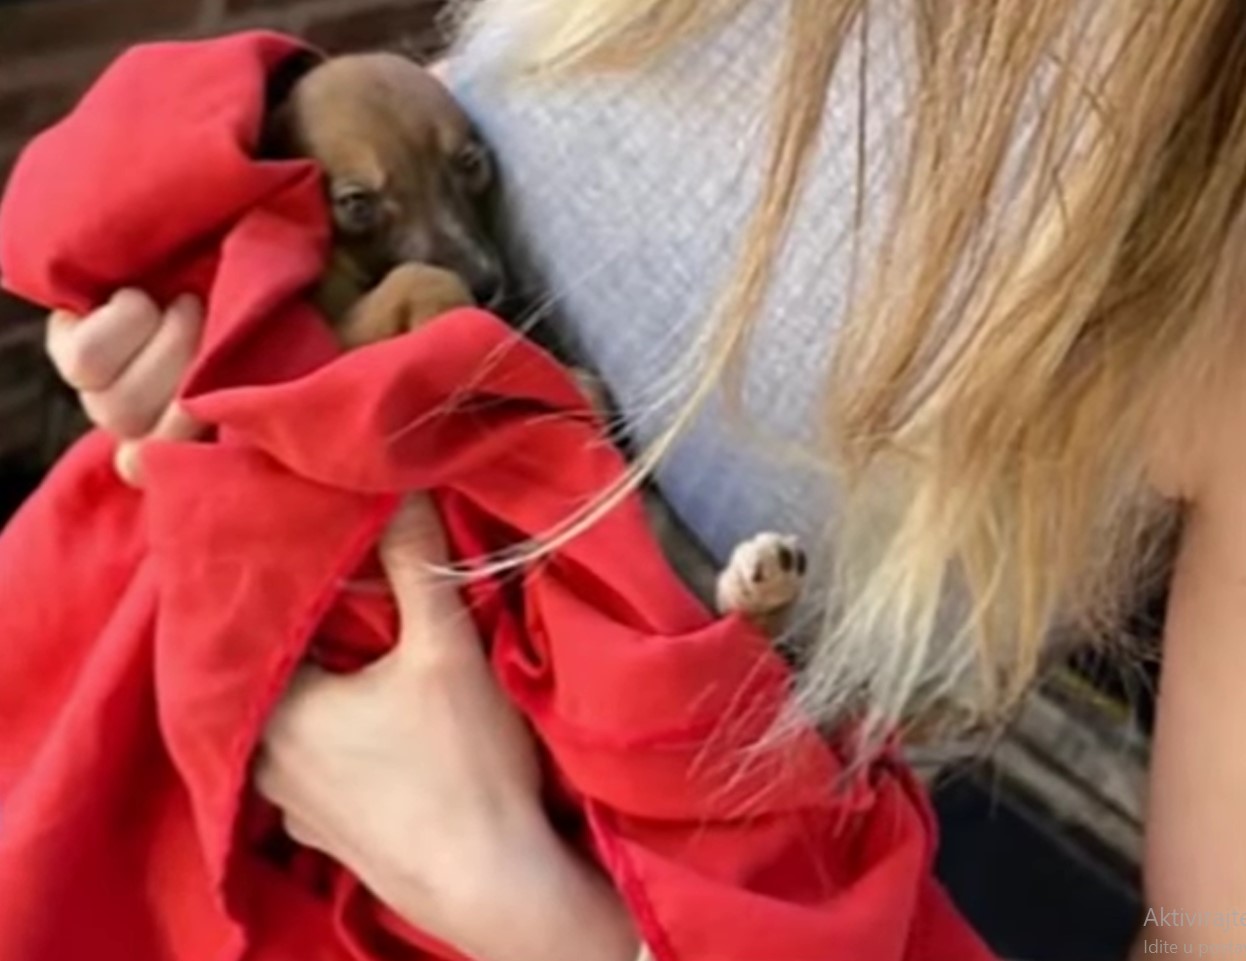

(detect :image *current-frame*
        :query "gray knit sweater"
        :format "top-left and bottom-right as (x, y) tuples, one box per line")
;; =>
(450, 1), (907, 564)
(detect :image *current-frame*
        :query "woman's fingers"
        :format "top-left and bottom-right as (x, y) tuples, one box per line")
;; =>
(254, 749), (323, 850)
(254, 666), (327, 799)
(281, 815), (324, 850)
(79, 293), (203, 438)
(113, 401), (205, 487)
(379, 497), (451, 598)
(378, 497), (475, 660)
(47, 288), (207, 486)
(253, 744), (283, 804)
(46, 289), (163, 392)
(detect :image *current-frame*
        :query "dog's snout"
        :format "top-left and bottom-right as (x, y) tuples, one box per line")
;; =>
(449, 241), (506, 309)
(408, 221), (506, 309)
(468, 263), (506, 309)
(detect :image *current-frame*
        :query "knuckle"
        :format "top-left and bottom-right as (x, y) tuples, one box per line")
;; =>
(252, 755), (282, 803)
(282, 816), (321, 850)
(81, 390), (155, 439)
(262, 698), (301, 744)
(55, 334), (112, 390)
(264, 669), (330, 739)
(259, 720), (304, 771)
(111, 289), (161, 330)
(44, 311), (75, 359)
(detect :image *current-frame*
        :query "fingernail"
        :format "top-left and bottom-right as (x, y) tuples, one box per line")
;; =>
(114, 441), (144, 488)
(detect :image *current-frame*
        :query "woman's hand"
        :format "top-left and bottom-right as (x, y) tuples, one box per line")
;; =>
(45, 288), (204, 485)
(45, 291), (641, 960)
(255, 497), (642, 961)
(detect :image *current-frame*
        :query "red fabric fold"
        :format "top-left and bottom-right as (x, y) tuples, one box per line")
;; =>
(0, 31), (995, 961)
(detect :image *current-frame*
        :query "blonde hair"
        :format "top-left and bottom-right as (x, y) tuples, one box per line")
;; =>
(455, 0), (1246, 742)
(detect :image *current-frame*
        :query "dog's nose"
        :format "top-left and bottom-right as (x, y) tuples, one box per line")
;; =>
(467, 266), (506, 310)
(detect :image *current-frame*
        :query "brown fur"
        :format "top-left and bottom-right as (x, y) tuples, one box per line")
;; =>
(266, 53), (500, 344)
(266, 52), (805, 632)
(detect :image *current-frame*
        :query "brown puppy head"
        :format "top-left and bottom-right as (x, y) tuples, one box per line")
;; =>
(268, 53), (505, 307)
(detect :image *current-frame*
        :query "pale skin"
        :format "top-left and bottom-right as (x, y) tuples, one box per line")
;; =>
(46, 290), (641, 961)
(1132, 370), (1246, 958)
(47, 287), (1246, 959)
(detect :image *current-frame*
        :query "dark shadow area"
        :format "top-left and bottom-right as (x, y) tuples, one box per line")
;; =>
(935, 767), (1143, 961)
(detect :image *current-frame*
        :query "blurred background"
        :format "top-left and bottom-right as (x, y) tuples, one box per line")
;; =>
(0, 3), (1157, 959)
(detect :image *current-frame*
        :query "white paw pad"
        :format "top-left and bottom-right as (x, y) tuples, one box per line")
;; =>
(716, 532), (806, 621)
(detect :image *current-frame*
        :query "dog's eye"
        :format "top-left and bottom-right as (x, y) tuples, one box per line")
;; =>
(331, 183), (384, 235)
(453, 141), (492, 194)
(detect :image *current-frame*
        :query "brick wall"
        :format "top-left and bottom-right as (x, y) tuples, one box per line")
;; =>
(0, 0), (449, 473)
(0, 0), (450, 195)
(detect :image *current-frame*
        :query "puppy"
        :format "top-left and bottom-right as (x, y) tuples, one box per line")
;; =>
(266, 52), (807, 633)
(264, 52), (504, 347)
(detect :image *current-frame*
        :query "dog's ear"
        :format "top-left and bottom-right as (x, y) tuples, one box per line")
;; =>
(258, 50), (323, 159)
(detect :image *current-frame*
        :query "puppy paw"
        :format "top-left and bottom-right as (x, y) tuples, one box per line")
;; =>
(715, 532), (806, 631)
(337, 263), (472, 348)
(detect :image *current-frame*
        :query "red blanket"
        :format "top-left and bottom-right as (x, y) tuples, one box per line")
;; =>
(0, 32), (994, 961)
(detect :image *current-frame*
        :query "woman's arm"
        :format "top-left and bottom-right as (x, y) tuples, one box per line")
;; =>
(1141, 382), (1246, 953)
(1140, 503), (1246, 953)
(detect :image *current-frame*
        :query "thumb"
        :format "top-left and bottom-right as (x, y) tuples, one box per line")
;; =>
(378, 496), (469, 653)
(115, 401), (205, 487)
